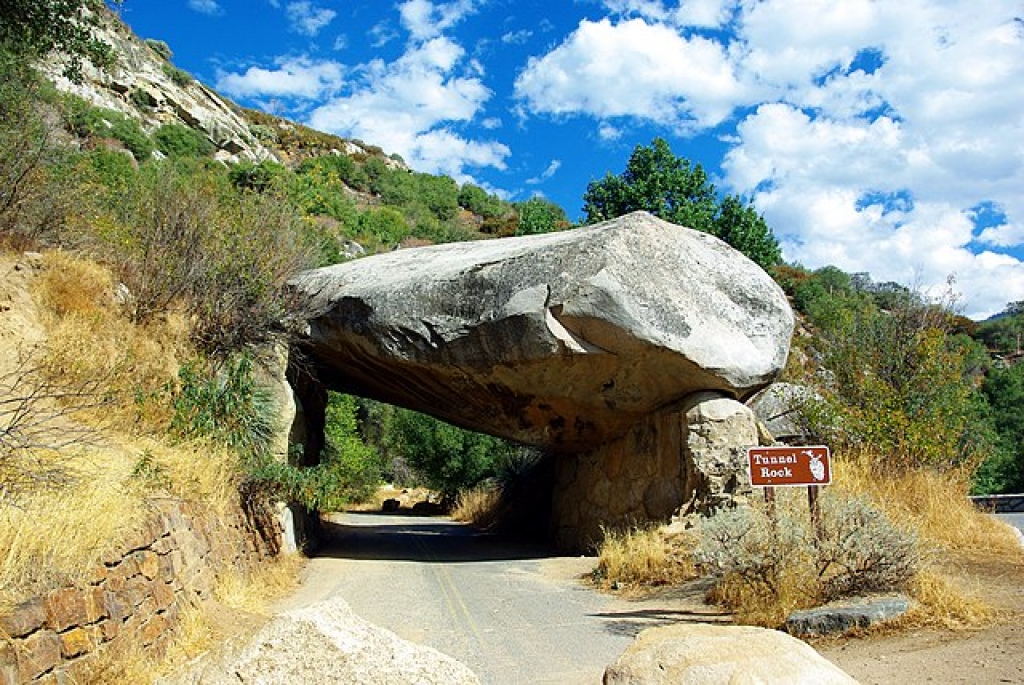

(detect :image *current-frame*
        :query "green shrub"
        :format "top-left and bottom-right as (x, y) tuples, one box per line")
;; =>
(152, 123), (214, 158)
(65, 97), (154, 161)
(515, 197), (570, 235)
(458, 183), (506, 219)
(92, 160), (315, 354)
(0, 58), (77, 245)
(82, 148), (136, 191)
(359, 207), (409, 246)
(228, 160), (288, 192)
(247, 393), (383, 511)
(382, 407), (522, 502)
(129, 87), (156, 110)
(170, 354), (275, 461)
(144, 38), (172, 61)
(161, 63), (192, 87)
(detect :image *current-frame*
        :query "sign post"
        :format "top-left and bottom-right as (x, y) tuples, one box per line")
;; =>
(747, 446), (832, 538)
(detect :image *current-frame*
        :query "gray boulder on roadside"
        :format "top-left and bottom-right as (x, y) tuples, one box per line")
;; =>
(603, 623), (859, 685)
(748, 382), (820, 444)
(290, 211), (793, 451)
(162, 597), (479, 685)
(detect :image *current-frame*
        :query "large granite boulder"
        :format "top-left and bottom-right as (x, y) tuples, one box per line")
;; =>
(603, 623), (859, 684)
(290, 212), (793, 451)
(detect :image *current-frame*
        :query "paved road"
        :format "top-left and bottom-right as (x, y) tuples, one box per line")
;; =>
(279, 512), (727, 684)
(998, 512), (1024, 536)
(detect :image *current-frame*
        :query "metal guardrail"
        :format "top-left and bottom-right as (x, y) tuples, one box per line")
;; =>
(970, 494), (1024, 513)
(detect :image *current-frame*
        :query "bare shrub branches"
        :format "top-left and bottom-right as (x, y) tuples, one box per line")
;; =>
(0, 357), (108, 503)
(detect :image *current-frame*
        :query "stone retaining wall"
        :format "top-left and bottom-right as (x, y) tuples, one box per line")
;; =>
(0, 496), (278, 685)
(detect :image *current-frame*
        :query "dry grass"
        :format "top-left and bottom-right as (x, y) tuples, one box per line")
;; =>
(34, 251), (189, 431)
(213, 553), (304, 615)
(707, 565), (819, 627)
(450, 485), (503, 528)
(593, 525), (698, 591)
(900, 568), (996, 629)
(0, 436), (242, 608)
(832, 450), (1023, 559)
(0, 449), (144, 607)
(590, 447), (1021, 631)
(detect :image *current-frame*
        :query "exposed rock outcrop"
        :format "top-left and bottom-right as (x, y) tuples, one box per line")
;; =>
(603, 623), (859, 684)
(162, 597), (480, 685)
(291, 211), (793, 452)
(40, 12), (273, 164)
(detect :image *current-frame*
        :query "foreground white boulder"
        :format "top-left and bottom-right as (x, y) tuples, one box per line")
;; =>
(603, 623), (859, 685)
(164, 597), (479, 685)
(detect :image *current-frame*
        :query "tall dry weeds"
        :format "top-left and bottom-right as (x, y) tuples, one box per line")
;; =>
(594, 525), (698, 591)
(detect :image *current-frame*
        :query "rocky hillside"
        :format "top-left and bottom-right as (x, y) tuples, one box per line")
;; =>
(39, 8), (405, 170)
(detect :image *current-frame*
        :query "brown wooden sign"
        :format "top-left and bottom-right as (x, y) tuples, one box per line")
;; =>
(747, 446), (832, 487)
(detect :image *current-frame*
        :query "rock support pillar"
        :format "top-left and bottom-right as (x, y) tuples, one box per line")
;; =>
(550, 391), (760, 551)
(551, 409), (687, 551)
(679, 391), (759, 516)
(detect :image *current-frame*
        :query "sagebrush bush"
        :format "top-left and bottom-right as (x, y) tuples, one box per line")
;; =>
(87, 160), (315, 355)
(694, 491), (920, 625)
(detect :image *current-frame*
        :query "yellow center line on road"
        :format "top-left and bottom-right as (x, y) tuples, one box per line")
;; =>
(416, 538), (486, 649)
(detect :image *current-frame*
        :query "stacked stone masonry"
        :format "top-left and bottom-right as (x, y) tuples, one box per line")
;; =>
(0, 497), (276, 685)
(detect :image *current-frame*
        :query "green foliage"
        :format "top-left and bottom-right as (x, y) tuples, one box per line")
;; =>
(975, 303), (1024, 356)
(152, 123), (214, 158)
(91, 159), (315, 355)
(250, 393), (383, 510)
(582, 137), (781, 268)
(414, 173), (459, 222)
(228, 160), (288, 192)
(144, 38), (172, 61)
(515, 197), (570, 235)
(713, 195), (782, 270)
(0, 58), (74, 245)
(382, 408), (521, 500)
(359, 207), (410, 247)
(65, 97), (154, 161)
(160, 62), (193, 87)
(0, 0), (118, 82)
(977, 363), (1024, 493)
(170, 354), (275, 461)
(812, 291), (980, 470)
(457, 183), (505, 219)
(80, 148), (136, 191)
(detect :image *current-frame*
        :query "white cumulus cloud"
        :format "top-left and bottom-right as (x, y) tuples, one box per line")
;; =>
(307, 37), (507, 177)
(399, 0), (479, 41)
(216, 57), (345, 99)
(187, 0), (222, 15)
(527, 159), (562, 185)
(284, 1), (337, 37)
(514, 18), (749, 132)
(516, 1), (1024, 317)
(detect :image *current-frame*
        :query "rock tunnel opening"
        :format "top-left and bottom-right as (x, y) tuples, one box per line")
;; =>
(285, 353), (559, 551)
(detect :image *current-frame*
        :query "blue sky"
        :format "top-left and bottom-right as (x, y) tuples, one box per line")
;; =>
(113, 0), (1024, 319)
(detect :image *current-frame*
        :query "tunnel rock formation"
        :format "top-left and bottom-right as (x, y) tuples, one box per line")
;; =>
(287, 211), (794, 548)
